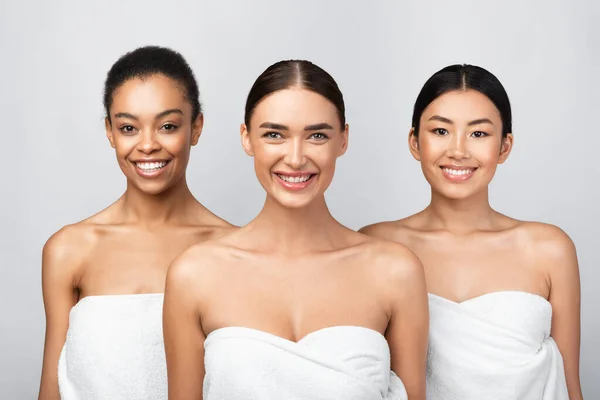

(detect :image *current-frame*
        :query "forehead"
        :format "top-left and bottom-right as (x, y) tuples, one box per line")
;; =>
(251, 88), (340, 129)
(422, 90), (502, 123)
(111, 74), (190, 114)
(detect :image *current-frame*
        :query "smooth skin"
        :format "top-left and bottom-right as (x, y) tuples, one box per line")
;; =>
(360, 89), (583, 400)
(163, 88), (429, 400)
(38, 74), (235, 400)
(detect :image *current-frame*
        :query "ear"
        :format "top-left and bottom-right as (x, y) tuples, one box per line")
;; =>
(338, 123), (349, 156)
(498, 133), (514, 164)
(191, 113), (204, 146)
(240, 123), (253, 156)
(105, 117), (115, 148)
(408, 127), (421, 161)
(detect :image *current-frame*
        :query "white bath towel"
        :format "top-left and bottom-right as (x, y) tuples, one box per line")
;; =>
(203, 325), (407, 400)
(427, 291), (569, 400)
(58, 293), (167, 400)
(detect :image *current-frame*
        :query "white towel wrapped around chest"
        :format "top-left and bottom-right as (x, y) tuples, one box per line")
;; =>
(203, 326), (408, 400)
(426, 291), (569, 400)
(58, 294), (167, 400)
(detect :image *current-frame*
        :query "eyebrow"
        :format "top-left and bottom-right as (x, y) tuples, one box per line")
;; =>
(467, 118), (494, 126)
(259, 122), (288, 130)
(304, 123), (333, 130)
(428, 115), (494, 126)
(258, 122), (334, 130)
(114, 112), (139, 120)
(113, 109), (184, 121)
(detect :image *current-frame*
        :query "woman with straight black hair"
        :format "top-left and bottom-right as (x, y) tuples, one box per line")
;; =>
(361, 64), (582, 399)
(163, 60), (428, 400)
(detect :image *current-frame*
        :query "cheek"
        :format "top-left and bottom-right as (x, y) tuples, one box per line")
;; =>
(302, 146), (338, 175)
(112, 136), (136, 158)
(162, 134), (190, 155)
(253, 144), (280, 167)
(472, 141), (503, 165)
(417, 138), (445, 162)
(318, 147), (338, 169)
(251, 146), (281, 183)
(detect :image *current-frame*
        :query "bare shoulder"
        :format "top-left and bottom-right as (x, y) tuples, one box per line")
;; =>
(358, 236), (424, 286)
(354, 237), (427, 314)
(516, 221), (577, 260)
(359, 220), (399, 239)
(166, 238), (233, 292)
(359, 215), (421, 244)
(42, 221), (103, 288)
(42, 221), (101, 274)
(512, 221), (579, 283)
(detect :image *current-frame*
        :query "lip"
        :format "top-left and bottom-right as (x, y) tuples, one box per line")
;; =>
(273, 172), (317, 191)
(131, 159), (171, 179)
(132, 158), (170, 162)
(440, 165), (477, 182)
(272, 170), (318, 177)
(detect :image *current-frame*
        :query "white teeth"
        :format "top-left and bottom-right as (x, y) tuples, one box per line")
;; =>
(443, 167), (473, 176)
(136, 161), (167, 171)
(277, 174), (312, 183)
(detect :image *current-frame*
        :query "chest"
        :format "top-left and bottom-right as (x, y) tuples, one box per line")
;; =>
(203, 257), (388, 340)
(80, 230), (205, 295)
(407, 236), (547, 300)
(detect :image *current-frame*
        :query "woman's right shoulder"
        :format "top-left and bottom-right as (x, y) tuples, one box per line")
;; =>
(42, 221), (101, 276)
(44, 202), (119, 253)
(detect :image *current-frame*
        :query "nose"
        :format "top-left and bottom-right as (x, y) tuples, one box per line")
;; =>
(284, 137), (307, 169)
(137, 130), (161, 154)
(446, 132), (469, 160)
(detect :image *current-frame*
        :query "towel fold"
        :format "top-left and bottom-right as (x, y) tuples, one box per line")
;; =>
(426, 292), (569, 400)
(203, 325), (407, 400)
(58, 293), (167, 400)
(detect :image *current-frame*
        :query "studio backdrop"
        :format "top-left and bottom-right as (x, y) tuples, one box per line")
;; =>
(0, 0), (597, 398)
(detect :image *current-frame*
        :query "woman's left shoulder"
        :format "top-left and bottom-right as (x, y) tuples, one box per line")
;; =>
(518, 221), (574, 249)
(359, 237), (425, 283)
(514, 221), (577, 264)
(356, 238), (428, 315)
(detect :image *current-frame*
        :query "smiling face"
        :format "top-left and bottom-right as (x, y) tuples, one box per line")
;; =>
(409, 89), (513, 200)
(105, 74), (203, 195)
(241, 87), (348, 209)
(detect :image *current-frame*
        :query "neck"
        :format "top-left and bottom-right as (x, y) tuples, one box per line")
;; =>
(118, 176), (197, 225)
(423, 188), (498, 234)
(246, 195), (343, 254)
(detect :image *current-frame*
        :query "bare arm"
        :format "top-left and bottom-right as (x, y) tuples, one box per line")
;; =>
(383, 245), (429, 400)
(544, 228), (583, 399)
(38, 230), (80, 400)
(163, 251), (207, 400)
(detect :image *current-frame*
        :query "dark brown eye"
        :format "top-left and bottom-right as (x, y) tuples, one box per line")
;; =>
(162, 124), (177, 131)
(120, 125), (136, 134)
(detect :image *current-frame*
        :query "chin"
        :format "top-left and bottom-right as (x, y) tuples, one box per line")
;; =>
(272, 193), (317, 209)
(131, 180), (174, 195)
(433, 184), (483, 201)
(439, 191), (474, 201)
(278, 199), (314, 209)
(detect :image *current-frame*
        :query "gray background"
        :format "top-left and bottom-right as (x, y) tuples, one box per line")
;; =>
(1, 0), (598, 397)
